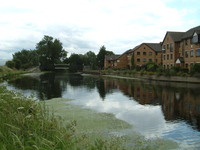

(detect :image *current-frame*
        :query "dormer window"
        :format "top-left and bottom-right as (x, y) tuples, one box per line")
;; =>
(192, 32), (199, 44)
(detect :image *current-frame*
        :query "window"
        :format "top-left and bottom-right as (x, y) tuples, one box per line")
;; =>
(143, 52), (146, 55)
(185, 51), (189, 58)
(137, 58), (140, 62)
(137, 52), (140, 55)
(170, 54), (173, 59)
(143, 58), (146, 62)
(170, 43), (173, 52)
(167, 44), (169, 49)
(190, 50), (194, 57)
(167, 54), (169, 60)
(149, 52), (152, 55)
(163, 54), (165, 60)
(163, 45), (166, 50)
(149, 59), (152, 62)
(185, 39), (188, 45)
(196, 49), (200, 57)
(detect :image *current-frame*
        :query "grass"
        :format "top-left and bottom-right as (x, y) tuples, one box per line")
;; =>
(0, 86), (179, 150)
(0, 66), (26, 82)
(0, 86), (127, 150)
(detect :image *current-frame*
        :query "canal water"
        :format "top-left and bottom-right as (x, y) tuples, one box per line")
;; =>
(3, 72), (200, 149)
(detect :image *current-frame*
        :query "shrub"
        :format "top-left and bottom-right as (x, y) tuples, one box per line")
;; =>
(191, 63), (200, 75)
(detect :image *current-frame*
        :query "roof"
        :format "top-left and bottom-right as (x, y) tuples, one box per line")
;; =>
(182, 25), (200, 39)
(168, 32), (185, 42)
(145, 43), (162, 52)
(105, 55), (120, 61)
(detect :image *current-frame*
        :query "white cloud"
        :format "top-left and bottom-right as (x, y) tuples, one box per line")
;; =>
(0, 0), (199, 59)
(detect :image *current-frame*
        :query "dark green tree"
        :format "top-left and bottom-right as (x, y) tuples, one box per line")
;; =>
(36, 35), (67, 71)
(10, 49), (39, 69)
(97, 46), (115, 69)
(68, 53), (84, 72)
(5, 60), (15, 69)
(131, 53), (135, 69)
(97, 46), (107, 69)
(84, 51), (97, 69)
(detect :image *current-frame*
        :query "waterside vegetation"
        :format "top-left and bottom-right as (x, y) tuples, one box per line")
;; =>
(0, 85), (179, 150)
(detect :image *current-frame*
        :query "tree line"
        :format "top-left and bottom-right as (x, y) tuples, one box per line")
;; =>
(6, 35), (114, 72)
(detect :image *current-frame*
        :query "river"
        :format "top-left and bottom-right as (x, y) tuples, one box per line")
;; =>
(2, 72), (200, 149)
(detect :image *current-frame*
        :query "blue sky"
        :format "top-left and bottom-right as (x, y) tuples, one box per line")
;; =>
(0, 0), (200, 64)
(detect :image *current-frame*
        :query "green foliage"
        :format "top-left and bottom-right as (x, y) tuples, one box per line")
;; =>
(97, 45), (107, 69)
(9, 49), (39, 70)
(36, 35), (67, 71)
(84, 51), (97, 69)
(191, 63), (200, 75)
(68, 53), (84, 72)
(131, 53), (135, 69)
(97, 45), (115, 69)
(0, 87), (126, 150)
(5, 60), (15, 69)
(146, 62), (159, 72)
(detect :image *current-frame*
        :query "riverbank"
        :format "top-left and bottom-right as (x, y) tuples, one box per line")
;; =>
(0, 85), (178, 150)
(0, 66), (26, 82)
(83, 70), (200, 83)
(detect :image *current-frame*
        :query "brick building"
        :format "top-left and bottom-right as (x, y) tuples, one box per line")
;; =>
(178, 26), (200, 70)
(162, 25), (200, 70)
(133, 43), (162, 67)
(162, 32), (184, 69)
(104, 55), (120, 69)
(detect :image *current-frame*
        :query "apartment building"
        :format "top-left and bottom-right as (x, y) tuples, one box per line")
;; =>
(133, 43), (162, 67)
(178, 26), (200, 69)
(104, 25), (200, 71)
(162, 32), (184, 69)
(104, 55), (120, 68)
(104, 49), (133, 69)
(162, 25), (200, 70)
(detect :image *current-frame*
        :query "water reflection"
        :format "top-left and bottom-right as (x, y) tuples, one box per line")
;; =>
(5, 72), (200, 148)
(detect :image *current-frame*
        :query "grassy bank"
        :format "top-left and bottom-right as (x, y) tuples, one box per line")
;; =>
(0, 86), (179, 149)
(0, 86), (127, 149)
(0, 66), (26, 82)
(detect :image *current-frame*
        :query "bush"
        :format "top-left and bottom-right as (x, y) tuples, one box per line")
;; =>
(146, 62), (159, 72)
(191, 63), (200, 75)
(5, 60), (15, 69)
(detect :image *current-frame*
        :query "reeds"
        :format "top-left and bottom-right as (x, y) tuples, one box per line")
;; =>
(0, 87), (126, 150)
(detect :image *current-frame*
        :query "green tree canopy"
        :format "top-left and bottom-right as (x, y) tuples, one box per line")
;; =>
(97, 46), (107, 69)
(68, 53), (84, 72)
(9, 49), (39, 70)
(84, 51), (97, 69)
(97, 46), (115, 69)
(36, 35), (67, 71)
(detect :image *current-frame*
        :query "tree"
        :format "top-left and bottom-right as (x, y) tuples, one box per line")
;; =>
(97, 46), (107, 69)
(11, 49), (39, 70)
(131, 53), (135, 69)
(68, 53), (84, 72)
(5, 60), (15, 69)
(84, 51), (97, 69)
(36, 35), (67, 71)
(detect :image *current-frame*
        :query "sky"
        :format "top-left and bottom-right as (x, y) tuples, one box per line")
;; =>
(0, 0), (200, 63)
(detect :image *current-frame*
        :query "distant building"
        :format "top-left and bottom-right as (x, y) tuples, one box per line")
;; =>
(162, 32), (184, 69)
(133, 43), (162, 67)
(104, 25), (200, 71)
(104, 55), (120, 69)
(178, 26), (200, 70)
(162, 25), (200, 70)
